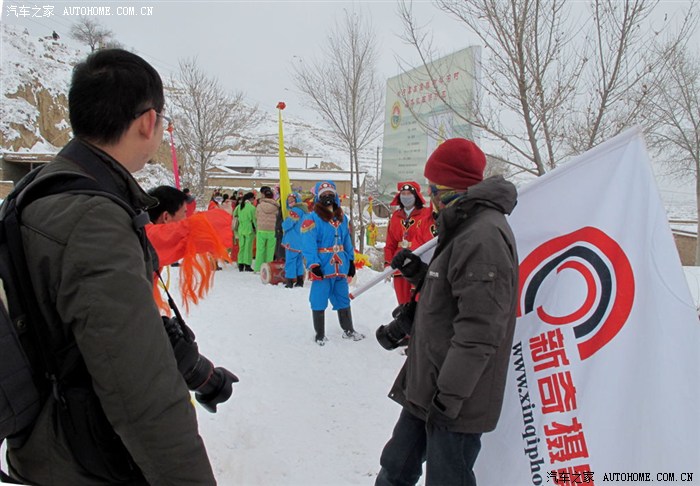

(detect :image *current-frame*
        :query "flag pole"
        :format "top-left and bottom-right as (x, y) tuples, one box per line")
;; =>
(349, 237), (438, 300)
(167, 122), (181, 189)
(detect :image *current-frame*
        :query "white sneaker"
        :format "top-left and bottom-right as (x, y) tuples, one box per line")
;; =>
(342, 330), (365, 341)
(316, 336), (329, 346)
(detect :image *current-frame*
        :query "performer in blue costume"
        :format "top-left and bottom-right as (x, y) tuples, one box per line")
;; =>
(301, 181), (365, 345)
(281, 192), (308, 288)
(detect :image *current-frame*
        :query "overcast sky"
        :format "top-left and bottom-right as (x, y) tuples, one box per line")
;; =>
(1, 0), (481, 122)
(1, 1), (696, 126)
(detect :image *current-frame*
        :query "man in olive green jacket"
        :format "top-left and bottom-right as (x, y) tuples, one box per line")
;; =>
(376, 139), (518, 486)
(6, 49), (216, 485)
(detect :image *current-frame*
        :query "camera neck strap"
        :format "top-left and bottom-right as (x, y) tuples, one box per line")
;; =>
(156, 270), (187, 327)
(408, 273), (426, 304)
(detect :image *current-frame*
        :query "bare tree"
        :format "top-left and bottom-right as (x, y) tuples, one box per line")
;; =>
(100, 39), (124, 50)
(399, 0), (583, 175)
(399, 0), (696, 175)
(292, 10), (384, 253)
(645, 47), (700, 263)
(168, 58), (262, 197)
(69, 17), (115, 52)
(566, 1), (696, 155)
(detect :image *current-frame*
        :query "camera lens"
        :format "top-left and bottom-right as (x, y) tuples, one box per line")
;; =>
(184, 355), (215, 392)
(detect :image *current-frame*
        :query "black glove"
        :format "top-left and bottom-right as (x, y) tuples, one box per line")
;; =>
(163, 315), (195, 344)
(391, 249), (424, 279)
(347, 260), (356, 277)
(195, 367), (239, 413)
(163, 316), (209, 390)
(310, 264), (324, 280)
(163, 316), (232, 401)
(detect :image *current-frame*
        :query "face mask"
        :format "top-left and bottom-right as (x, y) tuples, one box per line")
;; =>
(399, 194), (415, 209)
(319, 194), (336, 206)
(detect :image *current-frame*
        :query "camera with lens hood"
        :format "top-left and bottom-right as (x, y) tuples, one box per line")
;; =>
(162, 316), (238, 413)
(375, 301), (417, 350)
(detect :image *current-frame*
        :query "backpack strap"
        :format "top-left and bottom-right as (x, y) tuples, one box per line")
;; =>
(0, 148), (159, 481)
(0, 173), (101, 450)
(2, 159), (151, 445)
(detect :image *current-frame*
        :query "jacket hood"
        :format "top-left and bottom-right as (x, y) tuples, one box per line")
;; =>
(258, 197), (280, 214)
(439, 175), (517, 231)
(286, 192), (303, 210)
(40, 139), (159, 211)
(460, 175), (517, 215)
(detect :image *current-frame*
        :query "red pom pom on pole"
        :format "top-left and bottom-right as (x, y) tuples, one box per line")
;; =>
(276, 102), (286, 110)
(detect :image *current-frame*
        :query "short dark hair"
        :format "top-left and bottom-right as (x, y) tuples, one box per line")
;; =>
(147, 185), (188, 223)
(69, 49), (164, 145)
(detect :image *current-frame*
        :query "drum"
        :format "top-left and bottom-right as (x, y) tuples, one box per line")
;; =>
(260, 260), (286, 285)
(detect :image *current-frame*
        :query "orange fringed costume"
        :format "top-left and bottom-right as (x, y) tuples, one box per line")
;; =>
(146, 208), (232, 313)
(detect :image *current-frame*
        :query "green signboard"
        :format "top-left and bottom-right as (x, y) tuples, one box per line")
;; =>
(380, 47), (480, 198)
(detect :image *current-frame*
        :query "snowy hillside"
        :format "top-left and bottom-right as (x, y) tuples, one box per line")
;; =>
(0, 23), (362, 171)
(0, 24), (84, 152)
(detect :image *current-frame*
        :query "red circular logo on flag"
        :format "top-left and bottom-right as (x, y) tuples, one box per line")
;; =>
(517, 227), (635, 360)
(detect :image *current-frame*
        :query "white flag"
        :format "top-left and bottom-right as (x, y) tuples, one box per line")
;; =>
(477, 128), (700, 485)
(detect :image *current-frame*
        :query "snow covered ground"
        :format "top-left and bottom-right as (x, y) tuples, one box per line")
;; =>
(177, 265), (407, 485)
(3, 260), (699, 485)
(0, 264), (407, 486)
(179, 261), (700, 485)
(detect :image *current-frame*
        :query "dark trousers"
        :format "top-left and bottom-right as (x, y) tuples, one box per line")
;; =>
(375, 408), (482, 486)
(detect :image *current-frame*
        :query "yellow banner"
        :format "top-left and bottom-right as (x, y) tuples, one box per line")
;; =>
(277, 101), (292, 219)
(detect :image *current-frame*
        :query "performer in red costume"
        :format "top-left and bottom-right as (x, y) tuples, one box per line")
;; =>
(384, 181), (435, 304)
(146, 185), (232, 312)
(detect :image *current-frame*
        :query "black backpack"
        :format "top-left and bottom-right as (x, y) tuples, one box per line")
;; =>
(0, 158), (152, 482)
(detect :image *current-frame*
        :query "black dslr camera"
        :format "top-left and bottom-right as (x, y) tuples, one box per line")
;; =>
(375, 301), (417, 350)
(162, 316), (238, 413)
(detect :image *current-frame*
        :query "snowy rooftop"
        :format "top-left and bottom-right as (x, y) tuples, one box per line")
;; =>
(208, 168), (367, 184)
(212, 153), (322, 171)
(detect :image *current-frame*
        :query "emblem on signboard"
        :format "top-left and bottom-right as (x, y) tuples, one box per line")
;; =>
(390, 101), (401, 129)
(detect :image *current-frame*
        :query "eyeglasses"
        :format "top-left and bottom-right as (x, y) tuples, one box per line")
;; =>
(157, 112), (172, 129)
(134, 107), (172, 129)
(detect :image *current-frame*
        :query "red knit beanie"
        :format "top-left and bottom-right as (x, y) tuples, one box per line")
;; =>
(424, 138), (486, 190)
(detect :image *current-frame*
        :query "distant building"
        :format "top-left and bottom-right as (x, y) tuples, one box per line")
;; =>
(206, 164), (366, 201)
(214, 153), (328, 173)
(204, 152), (365, 200)
(0, 152), (55, 198)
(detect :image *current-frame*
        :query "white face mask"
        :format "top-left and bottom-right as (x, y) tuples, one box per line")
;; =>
(400, 194), (415, 209)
